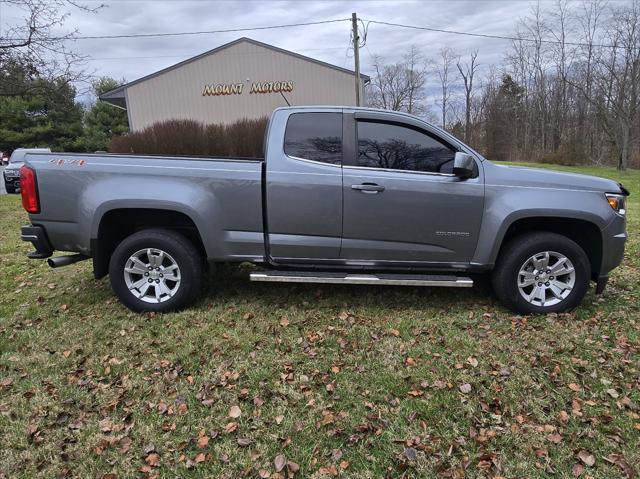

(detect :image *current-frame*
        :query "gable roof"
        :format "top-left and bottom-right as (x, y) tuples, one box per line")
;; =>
(100, 37), (369, 106)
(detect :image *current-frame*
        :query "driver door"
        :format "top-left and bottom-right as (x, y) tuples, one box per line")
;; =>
(340, 117), (484, 264)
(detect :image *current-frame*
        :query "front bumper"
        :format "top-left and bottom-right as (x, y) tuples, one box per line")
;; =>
(3, 173), (19, 188)
(21, 225), (53, 259)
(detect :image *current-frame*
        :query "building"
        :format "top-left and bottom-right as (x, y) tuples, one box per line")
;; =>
(100, 37), (369, 131)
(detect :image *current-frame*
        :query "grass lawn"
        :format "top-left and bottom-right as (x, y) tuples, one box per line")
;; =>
(0, 163), (638, 478)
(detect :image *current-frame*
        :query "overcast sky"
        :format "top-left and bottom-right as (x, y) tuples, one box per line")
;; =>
(0, 0), (603, 109)
(3, 1), (537, 74)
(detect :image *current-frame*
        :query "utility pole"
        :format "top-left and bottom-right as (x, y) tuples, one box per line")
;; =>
(351, 12), (361, 106)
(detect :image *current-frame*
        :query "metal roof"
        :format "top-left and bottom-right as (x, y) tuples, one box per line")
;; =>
(100, 37), (370, 106)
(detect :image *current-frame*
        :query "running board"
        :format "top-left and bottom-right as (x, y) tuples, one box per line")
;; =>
(250, 271), (473, 287)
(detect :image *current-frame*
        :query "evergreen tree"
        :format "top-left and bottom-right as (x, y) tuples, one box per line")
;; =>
(0, 62), (84, 152)
(82, 77), (129, 152)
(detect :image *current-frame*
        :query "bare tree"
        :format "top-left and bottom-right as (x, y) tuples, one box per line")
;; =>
(575, 0), (607, 160)
(368, 46), (429, 115)
(404, 46), (429, 115)
(595, 0), (640, 170)
(436, 47), (456, 129)
(456, 50), (479, 142)
(0, 0), (102, 96)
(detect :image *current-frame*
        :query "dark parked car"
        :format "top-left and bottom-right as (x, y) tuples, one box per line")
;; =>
(3, 148), (50, 194)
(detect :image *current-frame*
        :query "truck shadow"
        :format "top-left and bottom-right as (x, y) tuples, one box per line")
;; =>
(200, 264), (498, 313)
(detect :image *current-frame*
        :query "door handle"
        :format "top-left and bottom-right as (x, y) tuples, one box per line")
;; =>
(351, 183), (385, 193)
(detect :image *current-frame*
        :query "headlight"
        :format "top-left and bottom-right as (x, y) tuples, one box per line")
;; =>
(605, 193), (626, 215)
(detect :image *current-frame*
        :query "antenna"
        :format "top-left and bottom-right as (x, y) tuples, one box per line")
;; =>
(279, 90), (291, 107)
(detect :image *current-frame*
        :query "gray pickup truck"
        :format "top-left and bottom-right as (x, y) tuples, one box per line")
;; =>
(19, 106), (628, 314)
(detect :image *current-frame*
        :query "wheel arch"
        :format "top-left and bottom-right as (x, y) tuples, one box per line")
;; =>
(92, 207), (206, 279)
(491, 216), (603, 280)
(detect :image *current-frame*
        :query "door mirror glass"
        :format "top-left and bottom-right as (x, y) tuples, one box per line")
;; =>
(453, 152), (475, 178)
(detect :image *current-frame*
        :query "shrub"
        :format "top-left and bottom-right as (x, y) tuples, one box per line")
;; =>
(108, 117), (268, 158)
(541, 141), (588, 166)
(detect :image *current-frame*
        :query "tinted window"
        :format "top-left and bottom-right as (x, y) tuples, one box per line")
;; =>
(284, 113), (342, 165)
(357, 121), (455, 174)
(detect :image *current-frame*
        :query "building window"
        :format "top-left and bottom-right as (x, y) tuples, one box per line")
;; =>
(284, 113), (342, 165)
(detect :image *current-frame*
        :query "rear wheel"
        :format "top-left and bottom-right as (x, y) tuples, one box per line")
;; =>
(5, 183), (16, 194)
(492, 232), (591, 314)
(109, 229), (202, 312)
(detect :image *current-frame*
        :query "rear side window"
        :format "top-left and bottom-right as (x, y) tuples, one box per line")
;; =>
(284, 113), (342, 165)
(356, 121), (455, 174)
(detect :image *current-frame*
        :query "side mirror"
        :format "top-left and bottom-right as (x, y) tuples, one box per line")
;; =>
(453, 152), (475, 179)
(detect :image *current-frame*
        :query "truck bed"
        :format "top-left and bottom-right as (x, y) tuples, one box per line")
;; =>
(24, 151), (266, 261)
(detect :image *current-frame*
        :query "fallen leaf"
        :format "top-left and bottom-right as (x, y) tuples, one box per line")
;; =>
(404, 447), (418, 461)
(237, 437), (252, 447)
(577, 450), (595, 467)
(279, 317), (290, 327)
(287, 461), (300, 473)
(229, 405), (242, 418)
(144, 443), (156, 454)
(389, 329), (400, 337)
(606, 388), (619, 399)
(197, 435), (209, 448)
(243, 312), (254, 320)
(568, 383), (581, 392)
(603, 453), (636, 478)
(194, 452), (206, 463)
(224, 422), (238, 433)
(62, 350), (71, 358)
(318, 465), (338, 476)
(275, 415), (284, 425)
(274, 454), (286, 472)
(459, 383), (472, 394)
(572, 463), (584, 477)
(145, 453), (160, 467)
(467, 356), (478, 367)
(258, 470), (270, 478)
(98, 418), (113, 432)
(559, 410), (569, 423)
(546, 432), (562, 444)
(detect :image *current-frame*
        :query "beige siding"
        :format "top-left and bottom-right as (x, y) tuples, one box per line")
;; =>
(126, 40), (361, 130)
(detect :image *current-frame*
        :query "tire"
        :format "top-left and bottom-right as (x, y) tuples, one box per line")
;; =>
(492, 232), (591, 315)
(109, 229), (203, 313)
(5, 184), (16, 194)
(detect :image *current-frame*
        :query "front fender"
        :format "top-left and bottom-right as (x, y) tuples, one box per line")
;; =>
(473, 186), (612, 266)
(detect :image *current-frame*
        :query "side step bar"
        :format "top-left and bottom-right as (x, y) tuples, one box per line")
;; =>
(250, 271), (473, 287)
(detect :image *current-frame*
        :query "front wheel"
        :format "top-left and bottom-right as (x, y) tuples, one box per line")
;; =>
(492, 232), (591, 315)
(109, 229), (203, 312)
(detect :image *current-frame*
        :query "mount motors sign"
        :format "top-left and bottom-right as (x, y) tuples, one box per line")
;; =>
(202, 80), (294, 97)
